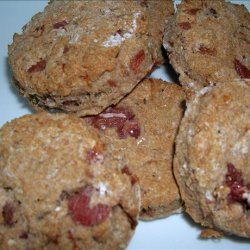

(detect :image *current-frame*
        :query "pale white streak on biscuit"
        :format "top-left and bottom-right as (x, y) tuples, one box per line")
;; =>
(56, 24), (83, 44)
(102, 12), (141, 47)
(182, 162), (187, 170)
(99, 112), (127, 119)
(55, 206), (62, 212)
(232, 136), (249, 156)
(205, 190), (214, 202)
(98, 182), (108, 196)
(137, 136), (145, 145)
(196, 85), (213, 97)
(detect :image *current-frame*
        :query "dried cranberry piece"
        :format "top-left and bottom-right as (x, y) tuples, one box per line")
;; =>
(27, 59), (46, 73)
(53, 20), (68, 29)
(68, 186), (110, 227)
(122, 166), (139, 185)
(118, 120), (141, 139)
(86, 146), (103, 164)
(19, 232), (29, 239)
(234, 59), (250, 79)
(225, 163), (245, 203)
(86, 106), (140, 139)
(197, 45), (216, 56)
(130, 50), (145, 73)
(2, 202), (14, 226)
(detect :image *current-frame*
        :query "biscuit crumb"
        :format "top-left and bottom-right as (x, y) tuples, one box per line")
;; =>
(200, 229), (224, 239)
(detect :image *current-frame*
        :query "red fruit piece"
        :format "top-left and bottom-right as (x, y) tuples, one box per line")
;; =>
(27, 59), (46, 73)
(53, 20), (68, 29)
(122, 166), (139, 185)
(86, 106), (140, 139)
(130, 50), (145, 73)
(225, 163), (245, 203)
(197, 45), (216, 56)
(2, 202), (14, 226)
(234, 59), (250, 79)
(68, 186), (110, 227)
(86, 146), (103, 164)
(118, 120), (141, 139)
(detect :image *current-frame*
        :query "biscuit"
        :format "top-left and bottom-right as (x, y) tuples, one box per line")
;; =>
(174, 80), (250, 238)
(8, 0), (174, 116)
(86, 78), (185, 220)
(0, 113), (140, 249)
(163, 0), (250, 91)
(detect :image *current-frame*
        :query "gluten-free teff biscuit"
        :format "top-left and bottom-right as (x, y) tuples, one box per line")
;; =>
(163, 0), (250, 91)
(0, 113), (140, 249)
(86, 78), (185, 220)
(8, 0), (174, 116)
(174, 80), (250, 238)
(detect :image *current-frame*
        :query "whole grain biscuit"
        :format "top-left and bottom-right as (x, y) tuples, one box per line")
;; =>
(0, 113), (140, 249)
(163, 0), (250, 91)
(174, 80), (250, 238)
(86, 78), (185, 220)
(9, 0), (173, 116)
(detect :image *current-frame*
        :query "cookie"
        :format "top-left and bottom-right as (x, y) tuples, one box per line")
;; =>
(163, 0), (250, 91)
(174, 80), (250, 238)
(0, 112), (140, 249)
(86, 78), (185, 220)
(8, 0), (174, 116)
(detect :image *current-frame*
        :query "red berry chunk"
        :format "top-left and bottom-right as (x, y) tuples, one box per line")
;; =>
(68, 186), (110, 227)
(234, 59), (250, 79)
(122, 166), (138, 185)
(2, 202), (14, 226)
(27, 59), (46, 73)
(53, 20), (68, 29)
(130, 49), (145, 73)
(225, 163), (245, 203)
(87, 106), (140, 139)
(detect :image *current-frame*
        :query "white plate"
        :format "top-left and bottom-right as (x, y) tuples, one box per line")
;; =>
(0, 1), (249, 249)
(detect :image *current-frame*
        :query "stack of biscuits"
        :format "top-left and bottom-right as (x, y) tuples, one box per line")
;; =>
(0, 0), (249, 249)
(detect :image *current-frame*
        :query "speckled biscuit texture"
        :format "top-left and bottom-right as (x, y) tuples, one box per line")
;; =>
(174, 80), (250, 238)
(8, 0), (174, 116)
(163, 0), (250, 91)
(86, 78), (185, 220)
(0, 113), (140, 249)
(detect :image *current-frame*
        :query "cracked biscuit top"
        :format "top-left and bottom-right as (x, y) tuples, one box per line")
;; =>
(85, 78), (185, 220)
(8, 0), (173, 116)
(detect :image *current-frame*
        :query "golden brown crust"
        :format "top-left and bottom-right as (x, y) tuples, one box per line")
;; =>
(0, 112), (140, 249)
(174, 80), (250, 238)
(85, 78), (185, 220)
(9, 0), (174, 116)
(163, 0), (250, 91)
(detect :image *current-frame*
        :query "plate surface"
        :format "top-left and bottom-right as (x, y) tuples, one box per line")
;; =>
(0, 1), (249, 249)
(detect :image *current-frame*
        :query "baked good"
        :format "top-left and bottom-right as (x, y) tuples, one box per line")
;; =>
(86, 78), (185, 220)
(0, 112), (140, 249)
(163, 0), (250, 91)
(8, 0), (174, 116)
(174, 80), (250, 238)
